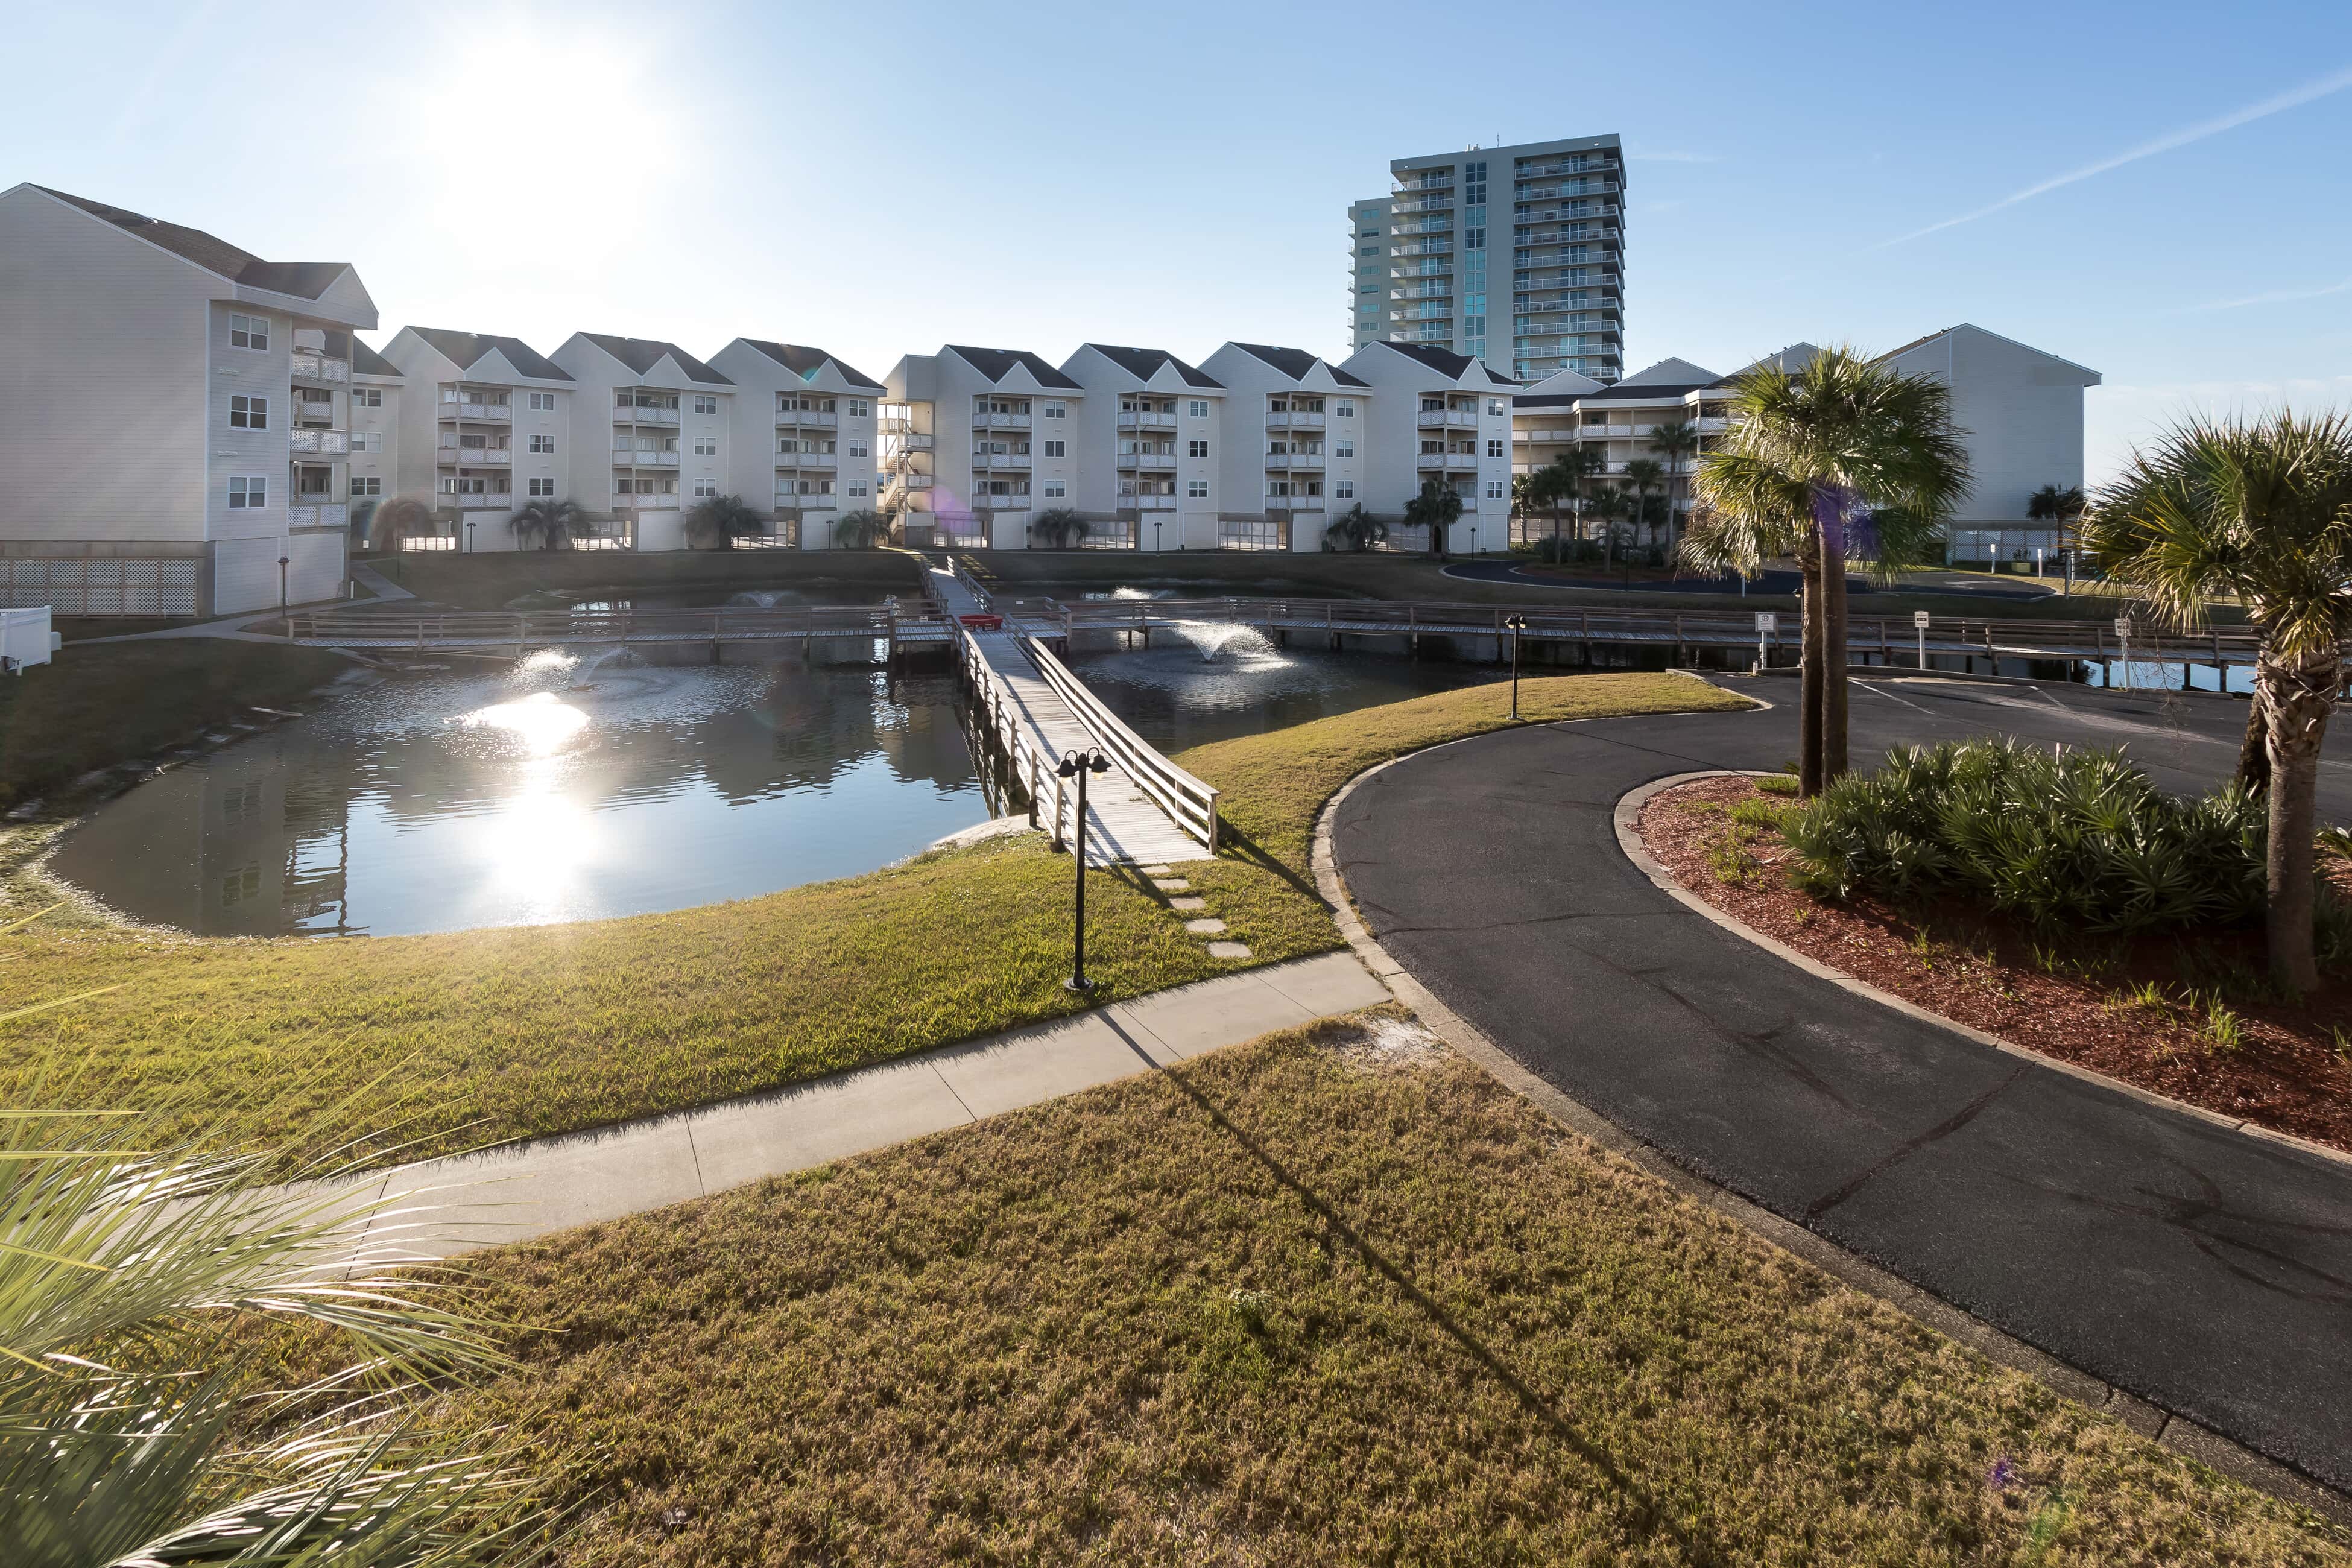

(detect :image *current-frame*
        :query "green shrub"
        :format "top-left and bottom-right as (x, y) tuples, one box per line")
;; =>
(1782, 740), (2267, 935)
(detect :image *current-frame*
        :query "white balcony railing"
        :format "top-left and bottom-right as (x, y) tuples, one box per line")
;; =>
(1118, 411), (1178, 431)
(1265, 493), (1326, 511)
(1121, 493), (1178, 510)
(612, 449), (680, 466)
(289, 428), (349, 455)
(1266, 410), (1325, 429)
(978, 493), (1031, 510)
(615, 405), (681, 425)
(614, 488), (680, 508)
(786, 452), (839, 469)
(1122, 451), (1177, 470)
(777, 408), (839, 428)
(443, 400), (511, 422)
(291, 353), (350, 383)
(972, 449), (1029, 468)
(441, 446), (511, 465)
(1416, 450), (1478, 470)
(453, 492), (513, 510)
(287, 501), (349, 528)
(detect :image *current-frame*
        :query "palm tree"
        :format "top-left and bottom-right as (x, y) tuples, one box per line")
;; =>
(1403, 479), (1464, 561)
(1028, 507), (1090, 549)
(2077, 409), (2352, 992)
(1622, 457), (1669, 550)
(833, 509), (886, 549)
(1323, 504), (1386, 553)
(1681, 344), (1968, 795)
(2027, 483), (2087, 580)
(1562, 446), (1607, 543)
(682, 493), (762, 551)
(0, 1075), (562, 1560)
(1587, 484), (1632, 570)
(509, 497), (584, 552)
(1648, 419), (1702, 546)
(371, 493), (436, 554)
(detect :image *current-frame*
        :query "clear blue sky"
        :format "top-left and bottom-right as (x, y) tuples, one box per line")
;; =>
(10, 0), (2349, 480)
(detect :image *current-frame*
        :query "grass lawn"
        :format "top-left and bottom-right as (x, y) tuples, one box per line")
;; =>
(0, 638), (352, 812)
(406, 1014), (2347, 1563)
(2, 672), (1744, 1164)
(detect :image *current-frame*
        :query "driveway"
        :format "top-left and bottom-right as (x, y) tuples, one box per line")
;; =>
(1331, 677), (2352, 1491)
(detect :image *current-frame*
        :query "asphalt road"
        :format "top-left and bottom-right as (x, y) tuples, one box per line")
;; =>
(1332, 675), (2352, 1491)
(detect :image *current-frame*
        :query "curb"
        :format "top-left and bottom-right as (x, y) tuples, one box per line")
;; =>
(1310, 734), (2352, 1523)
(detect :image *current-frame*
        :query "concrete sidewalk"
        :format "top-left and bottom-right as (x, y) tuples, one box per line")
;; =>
(355, 950), (1388, 1260)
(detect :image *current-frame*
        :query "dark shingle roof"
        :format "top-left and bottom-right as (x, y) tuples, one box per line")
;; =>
(1377, 341), (1510, 381)
(1581, 381), (1710, 402)
(946, 345), (1083, 390)
(1228, 343), (1370, 388)
(37, 185), (350, 299)
(409, 327), (573, 382)
(581, 334), (732, 385)
(1083, 344), (1223, 390)
(736, 339), (884, 392)
(1513, 393), (1582, 409)
(350, 340), (402, 378)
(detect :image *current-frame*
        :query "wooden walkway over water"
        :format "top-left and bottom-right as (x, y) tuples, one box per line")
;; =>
(928, 561), (1217, 867)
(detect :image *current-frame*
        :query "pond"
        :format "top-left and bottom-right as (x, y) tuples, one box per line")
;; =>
(50, 624), (1502, 937)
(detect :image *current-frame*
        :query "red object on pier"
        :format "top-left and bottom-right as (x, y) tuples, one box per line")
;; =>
(959, 613), (1004, 631)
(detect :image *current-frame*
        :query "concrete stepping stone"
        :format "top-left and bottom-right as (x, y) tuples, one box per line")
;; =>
(1169, 896), (1208, 912)
(1207, 941), (1252, 959)
(1184, 918), (1228, 935)
(1152, 878), (1192, 893)
(1142, 865), (1174, 876)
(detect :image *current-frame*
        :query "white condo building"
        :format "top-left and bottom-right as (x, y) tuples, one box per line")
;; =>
(1197, 343), (1373, 552)
(0, 183), (379, 614)
(1351, 135), (1626, 384)
(880, 347), (1084, 549)
(378, 327), (578, 551)
(345, 341), (403, 542)
(1340, 341), (1518, 554)
(553, 335), (735, 554)
(708, 339), (885, 549)
(1058, 345), (1226, 551)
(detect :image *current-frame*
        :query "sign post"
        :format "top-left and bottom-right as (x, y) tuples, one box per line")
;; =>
(2114, 616), (2133, 692)
(1913, 609), (1930, 670)
(1754, 610), (1776, 672)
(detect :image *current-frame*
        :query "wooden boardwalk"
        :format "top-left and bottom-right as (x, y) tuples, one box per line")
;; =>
(929, 562), (1215, 867)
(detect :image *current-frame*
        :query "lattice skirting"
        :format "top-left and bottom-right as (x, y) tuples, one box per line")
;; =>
(5, 557), (200, 615)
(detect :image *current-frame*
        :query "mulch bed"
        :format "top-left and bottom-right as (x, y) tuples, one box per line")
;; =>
(1638, 775), (2352, 1156)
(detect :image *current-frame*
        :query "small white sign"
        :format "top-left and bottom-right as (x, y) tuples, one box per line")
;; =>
(2114, 616), (2132, 636)
(1754, 612), (1777, 632)
(1912, 610), (1931, 628)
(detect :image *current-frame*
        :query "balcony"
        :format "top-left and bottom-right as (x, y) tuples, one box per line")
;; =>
(289, 428), (349, 455)
(978, 411), (1032, 430)
(441, 401), (511, 422)
(1266, 492), (1326, 511)
(615, 405), (681, 425)
(977, 493), (1032, 510)
(614, 489), (679, 508)
(1415, 450), (1479, 471)
(452, 492), (513, 510)
(1417, 407), (1478, 428)
(1121, 450), (1177, 472)
(291, 353), (350, 384)
(1121, 493), (1178, 511)
(886, 431), (935, 450)
(778, 408), (839, 428)
(614, 449), (681, 466)
(1265, 450), (1324, 470)
(441, 446), (510, 466)
(1118, 410), (1177, 431)
(971, 448), (1031, 469)
(780, 451), (839, 469)
(891, 472), (935, 490)
(1266, 410), (1324, 430)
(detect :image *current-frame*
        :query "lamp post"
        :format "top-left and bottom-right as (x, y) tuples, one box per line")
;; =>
(467, 520), (477, 554)
(1056, 747), (1112, 992)
(277, 554), (289, 619)
(1154, 516), (1162, 554)
(1503, 613), (1526, 719)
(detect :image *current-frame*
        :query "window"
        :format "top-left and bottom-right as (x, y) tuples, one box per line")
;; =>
(1188, 399), (1209, 418)
(529, 478), (555, 498)
(1042, 440), (1065, 457)
(1334, 438), (1355, 458)
(1334, 401), (1355, 417)
(849, 483), (867, 498)
(226, 475), (267, 508)
(693, 395), (719, 416)
(1487, 439), (1504, 458)
(528, 391), (557, 411)
(353, 388), (383, 408)
(1335, 480), (1355, 499)
(352, 431), (383, 452)
(1188, 440), (1209, 458)
(694, 435), (717, 456)
(1488, 398), (1507, 416)
(1043, 479), (1066, 499)
(1043, 400), (1066, 419)
(1188, 479), (1208, 499)
(1487, 481), (1506, 499)
(1268, 481), (1291, 498)
(352, 476), (383, 498)
(659, 477), (677, 495)
(1359, 246), (1377, 256)
(848, 400), (869, 417)
(848, 441), (868, 458)
(530, 434), (555, 454)
(694, 479), (718, 499)
(228, 312), (268, 351)
(228, 394), (268, 429)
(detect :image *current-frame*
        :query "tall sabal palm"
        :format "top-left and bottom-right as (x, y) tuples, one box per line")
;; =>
(1403, 479), (1464, 561)
(832, 509), (886, 549)
(1027, 508), (1089, 549)
(0, 1066), (564, 1563)
(2027, 483), (2086, 531)
(1587, 485), (1632, 569)
(1323, 504), (1386, 553)
(1648, 418), (1702, 545)
(371, 494), (436, 554)
(2078, 409), (2352, 992)
(509, 497), (584, 552)
(682, 493), (762, 551)
(1563, 446), (1607, 543)
(1682, 344), (1968, 795)
(1622, 457), (1669, 548)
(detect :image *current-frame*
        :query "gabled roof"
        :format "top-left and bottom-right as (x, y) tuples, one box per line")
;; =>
(1228, 343), (1370, 388)
(1520, 367), (1605, 397)
(1719, 343), (1823, 381)
(408, 327), (572, 382)
(32, 184), (352, 300)
(1083, 344), (1223, 389)
(1617, 356), (1719, 387)
(1372, 341), (1517, 387)
(581, 333), (732, 385)
(351, 340), (402, 378)
(735, 339), (884, 391)
(946, 345), (1083, 390)
(1875, 324), (2101, 384)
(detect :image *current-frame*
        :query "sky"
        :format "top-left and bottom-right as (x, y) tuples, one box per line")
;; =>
(8, 0), (2350, 482)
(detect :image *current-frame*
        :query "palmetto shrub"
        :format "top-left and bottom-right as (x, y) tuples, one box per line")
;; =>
(1781, 739), (2266, 934)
